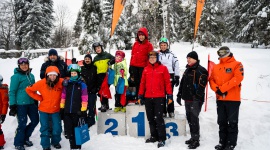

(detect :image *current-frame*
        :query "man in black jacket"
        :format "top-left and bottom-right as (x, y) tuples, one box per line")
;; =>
(40, 49), (68, 79)
(81, 54), (98, 128)
(177, 51), (208, 149)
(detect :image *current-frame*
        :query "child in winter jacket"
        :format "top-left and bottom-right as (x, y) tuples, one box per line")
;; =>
(0, 75), (8, 149)
(81, 54), (98, 128)
(113, 50), (128, 112)
(138, 51), (173, 148)
(26, 66), (64, 150)
(9, 58), (39, 150)
(60, 64), (88, 150)
(158, 37), (181, 118)
(92, 42), (115, 112)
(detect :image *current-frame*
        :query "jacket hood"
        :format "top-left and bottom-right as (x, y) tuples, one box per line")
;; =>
(219, 53), (235, 64)
(137, 27), (149, 40)
(45, 66), (60, 76)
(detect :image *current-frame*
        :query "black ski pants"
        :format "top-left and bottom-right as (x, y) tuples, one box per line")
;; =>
(129, 66), (144, 98)
(145, 98), (166, 141)
(64, 113), (82, 149)
(163, 80), (175, 114)
(217, 100), (240, 147)
(185, 101), (203, 141)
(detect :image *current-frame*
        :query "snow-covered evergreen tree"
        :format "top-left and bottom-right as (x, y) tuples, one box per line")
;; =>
(40, 0), (54, 45)
(21, 0), (50, 49)
(73, 11), (83, 39)
(180, 3), (196, 42)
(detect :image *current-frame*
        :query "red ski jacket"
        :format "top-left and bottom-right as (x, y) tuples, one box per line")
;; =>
(139, 62), (172, 98)
(130, 27), (153, 67)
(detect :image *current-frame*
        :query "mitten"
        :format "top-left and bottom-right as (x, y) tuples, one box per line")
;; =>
(174, 76), (180, 87)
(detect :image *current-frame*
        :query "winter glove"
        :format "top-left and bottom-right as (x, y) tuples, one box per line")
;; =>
(216, 88), (228, 97)
(174, 76), (180, 87)
(9, 105), (17, 117)
(136, 95), (144, 105)
(167, 94), (173, 105)
(0, 115), (6, 124)
(60, 108), (65, 120)
(62, 79), (69, 87)
(77, 111), (87, 117)
(176, 97), (182, 106)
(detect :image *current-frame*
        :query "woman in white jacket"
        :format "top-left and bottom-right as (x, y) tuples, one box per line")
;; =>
(158, 37), (181, 118)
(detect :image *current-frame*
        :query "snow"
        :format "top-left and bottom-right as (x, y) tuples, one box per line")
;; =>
(0, 42), (270, 150)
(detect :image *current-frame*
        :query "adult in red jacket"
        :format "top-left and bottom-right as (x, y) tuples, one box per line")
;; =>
(129, 27), (153, 100)
(209, 46), (244, 150)
(137, 51), (172, 148)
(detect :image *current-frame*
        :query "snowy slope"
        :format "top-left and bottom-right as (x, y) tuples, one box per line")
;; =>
(0, 43), (269, 150)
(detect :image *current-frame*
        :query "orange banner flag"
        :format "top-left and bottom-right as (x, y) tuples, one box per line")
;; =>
(194, 0), (205, 39)
(110, 0), (126, 37)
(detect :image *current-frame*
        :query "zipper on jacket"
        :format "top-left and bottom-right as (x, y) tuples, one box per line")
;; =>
(69, 84), (75, 113)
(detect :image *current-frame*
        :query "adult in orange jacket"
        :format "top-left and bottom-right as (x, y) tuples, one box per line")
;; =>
(138, 51), (172, 148)
(209, 46), (244, 150)
(26, 66), (64, 150)
(129, 27), (153, 100)
(0, 75), (8, 149)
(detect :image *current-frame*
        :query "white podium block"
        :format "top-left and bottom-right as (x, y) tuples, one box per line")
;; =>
(165, 114), (186, 139)
(126, 104), (150, 138)
(97, 110), (126, 136)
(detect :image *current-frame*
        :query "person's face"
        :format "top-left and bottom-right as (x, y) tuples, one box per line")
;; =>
(84, 57), (92, 64)
(115, 55), (122, 62)
(95, 46), (102, 54)
(149, 56), (157, 64)
(19, 63), (29, 71)
(138, 35), (146, 42)
(71, 71), (78, 77)
(187, 57), (197, 66)
(160, 43), (168, 51)
(49, 55), (57, 62)
(48, 74), (57, 81)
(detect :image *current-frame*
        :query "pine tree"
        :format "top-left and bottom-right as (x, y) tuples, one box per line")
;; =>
(73, 11), (83, 39)
(21, 0), (50, 49)
(40, 0), (54, 45)
(180, 3), (196, 42)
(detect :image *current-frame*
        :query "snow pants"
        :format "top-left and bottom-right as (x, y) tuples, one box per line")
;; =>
(145, 98), (166, 141)
(14, 104), (39, 147)
(217, 100), (241, 147)
(39, 111), (62, 149)
(129, 66), (144, 98)
(86, 93), (97, 127)
(164, 78), (175, 114)
(0, 125), (5, 147)
(64, 113), (82, 149)
(185, 101), (203, 141)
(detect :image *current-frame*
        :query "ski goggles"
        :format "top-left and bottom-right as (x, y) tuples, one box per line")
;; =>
(68, 64), (81, 72)
(92, 42), (103, 47)
(217, 49), (230, 57)
(159, 37), (168, 43)
(148, 51), (158, 57)
(18, 58), (29, 64)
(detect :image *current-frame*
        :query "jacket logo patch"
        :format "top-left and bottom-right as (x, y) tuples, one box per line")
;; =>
(226, 68), (232, 73)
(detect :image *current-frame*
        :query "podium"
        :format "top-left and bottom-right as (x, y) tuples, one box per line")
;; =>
(97, 104), (186, 138)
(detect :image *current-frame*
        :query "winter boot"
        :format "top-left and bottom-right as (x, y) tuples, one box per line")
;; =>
(24, 141), (33, 147)
(188, 140), (200, 149)
(43, 148), (51, 150)
(100, 105), (107, 112)
(114, 107), (121, 112)
(215, 143), (226, 150)
(224, 145), (235, 150)
(145, 136), (158, 143)
(0, 146), (3, 149)
(52, 143), (61, 149)
(185, 138), (194, 145)
(121, 107), (126, 112)
(163, 113), (167, 118)
(15, 146), (25, 150)
(157, 141), (165, 148)
(168, 112), (175, 118)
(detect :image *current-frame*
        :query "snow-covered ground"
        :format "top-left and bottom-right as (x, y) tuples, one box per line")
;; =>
(0, 42), (269, 150)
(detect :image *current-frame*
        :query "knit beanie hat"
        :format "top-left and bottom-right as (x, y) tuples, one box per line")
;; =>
(84, 54), (92, 60)
(48, 49), (58, 56)
(187, 51), (199, 61)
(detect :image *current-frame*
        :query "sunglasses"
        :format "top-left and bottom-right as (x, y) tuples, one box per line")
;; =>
(68, 64), (81, 72)
(18, 58), (29, 64)
(159, 37), (168, 43)
(148, 51), (158, 57)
